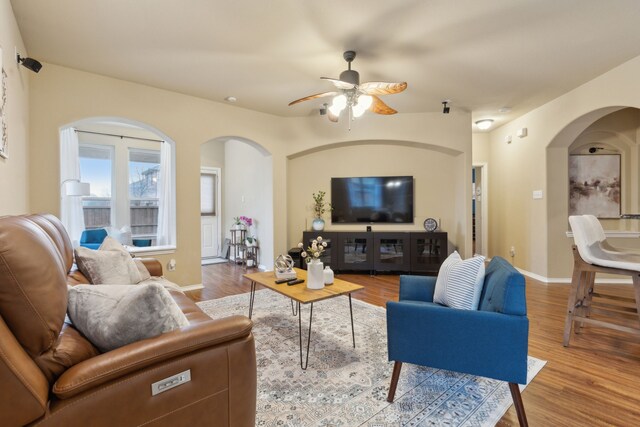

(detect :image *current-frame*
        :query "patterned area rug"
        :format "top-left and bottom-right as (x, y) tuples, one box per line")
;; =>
(197, 290), (545, 426)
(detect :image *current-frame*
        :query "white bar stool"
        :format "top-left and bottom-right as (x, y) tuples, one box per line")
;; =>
(564, 215), (640, 346)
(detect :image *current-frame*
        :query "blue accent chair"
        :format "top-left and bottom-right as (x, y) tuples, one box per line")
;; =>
(79, 228), (108, 250)
(132, 239), (152, 247)
(386, 256), (529, 426)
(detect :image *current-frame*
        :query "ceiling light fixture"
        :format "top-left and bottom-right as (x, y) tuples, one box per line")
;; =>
(475, 119), (494, 130)
(328, 92), (373, 120)
(442, 100), (450, 114)
(224, 96), (237, 103)
(289, 51), (406, 130)
(16, 53), (42, 73)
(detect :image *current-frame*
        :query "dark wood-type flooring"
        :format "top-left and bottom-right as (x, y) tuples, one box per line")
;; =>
(187, 263), (640, 426)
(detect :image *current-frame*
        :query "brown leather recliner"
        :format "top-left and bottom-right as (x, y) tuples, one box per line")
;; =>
(0, 214), (256, 427)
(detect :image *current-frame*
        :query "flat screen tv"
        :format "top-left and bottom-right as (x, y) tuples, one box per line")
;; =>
(331, 176), (414, 224)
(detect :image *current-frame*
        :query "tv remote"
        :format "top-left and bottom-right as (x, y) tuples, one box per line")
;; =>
(275, 278), (292, 284)
(287, 279), (305, 286)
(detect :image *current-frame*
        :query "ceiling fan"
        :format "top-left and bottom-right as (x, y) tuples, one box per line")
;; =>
(288, 51), (407, 124)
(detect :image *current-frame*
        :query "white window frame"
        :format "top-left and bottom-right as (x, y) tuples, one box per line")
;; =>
(72, 132), (176, 255)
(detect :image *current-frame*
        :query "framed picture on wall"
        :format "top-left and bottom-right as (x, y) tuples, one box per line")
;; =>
(569, 154), (621, 218)
(0, 45), (7, 159)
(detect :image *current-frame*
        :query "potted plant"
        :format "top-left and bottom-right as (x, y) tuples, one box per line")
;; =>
(245, 236), (258, 247)
(311, 191), (331, 231)
(232, 217), (244, 230)
(233, 216), (253, 231)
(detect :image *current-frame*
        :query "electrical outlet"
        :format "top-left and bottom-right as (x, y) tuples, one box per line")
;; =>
(509, 246), (516, 257)
(168, 259), (177, 272)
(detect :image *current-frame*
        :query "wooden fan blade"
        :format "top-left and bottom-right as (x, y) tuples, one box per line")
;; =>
(328, 110), (339, 122)
(288, 91), (337, 106)
(370, 95), (397, 115)
(359, 81), (407, 96)
(320, 77), (356, 90)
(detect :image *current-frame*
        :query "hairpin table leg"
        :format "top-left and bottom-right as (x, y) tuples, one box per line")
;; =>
(298, 302), (313, 370)
(248, 281), (256, 319)
(349, 293), (356, 348)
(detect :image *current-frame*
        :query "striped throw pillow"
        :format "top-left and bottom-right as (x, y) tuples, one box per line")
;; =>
(433, 251), (486, 310)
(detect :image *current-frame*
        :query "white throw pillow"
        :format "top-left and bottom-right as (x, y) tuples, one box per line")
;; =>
(67, 283), (189, 352)
(433, 251), (486, 310)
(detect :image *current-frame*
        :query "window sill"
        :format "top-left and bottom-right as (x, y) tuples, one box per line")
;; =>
(128, 245), (176, 256)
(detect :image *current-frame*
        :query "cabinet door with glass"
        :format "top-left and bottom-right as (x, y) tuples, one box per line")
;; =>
(410, 232), (448, 274)
(373, 232), (411, 272)
(337, 232), (374, 271)
(302, 231), (337, 269)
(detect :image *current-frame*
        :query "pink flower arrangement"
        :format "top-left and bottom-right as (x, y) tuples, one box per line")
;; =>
(239, 216), (253, 227)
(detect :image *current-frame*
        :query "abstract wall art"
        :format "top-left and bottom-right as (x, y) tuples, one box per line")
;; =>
(569, 154), (621, 218)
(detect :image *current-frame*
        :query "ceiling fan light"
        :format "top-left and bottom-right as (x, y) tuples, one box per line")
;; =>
(352, 104), (367, 117)
(331, 94), (347, 109)
(328, 104), (344, 116)
(475, 119), (494, 130)
(357, 95), (373, 110)
(329, 94), (347, 116)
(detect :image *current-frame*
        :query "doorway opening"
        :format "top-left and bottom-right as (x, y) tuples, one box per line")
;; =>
(201, 166), (225, 265)
(472, 163), (488, 256)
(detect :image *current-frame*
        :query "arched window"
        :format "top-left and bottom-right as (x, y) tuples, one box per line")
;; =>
(60, 119), (176, 253)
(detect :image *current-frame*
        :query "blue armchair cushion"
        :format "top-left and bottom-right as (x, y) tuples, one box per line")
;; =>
(79, 228), (107, 249)
(133, 239), (152, 247)
(433, 251), (485, 310)
(478, 256), (526, 315)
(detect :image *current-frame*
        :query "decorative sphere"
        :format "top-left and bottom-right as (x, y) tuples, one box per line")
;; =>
(275, 254), (294, 273)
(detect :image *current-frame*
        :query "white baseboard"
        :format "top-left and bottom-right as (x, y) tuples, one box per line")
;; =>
(180, 283), (204, 291)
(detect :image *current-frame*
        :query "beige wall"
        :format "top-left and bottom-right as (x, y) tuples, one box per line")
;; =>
(28, 63), (472, 286)
(287, 142), (463, 252)
(0, 0), (29, 215)
(486, 55), (640, 279)
(201, 139), (225, 169)
(472, 133), (490, 165)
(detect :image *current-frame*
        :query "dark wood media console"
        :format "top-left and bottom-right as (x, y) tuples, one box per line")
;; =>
(302, 230), (448, 275)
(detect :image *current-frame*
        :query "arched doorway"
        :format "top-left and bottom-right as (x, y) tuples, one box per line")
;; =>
(200, 136), (274, 269)
(546, 106), (640, 278)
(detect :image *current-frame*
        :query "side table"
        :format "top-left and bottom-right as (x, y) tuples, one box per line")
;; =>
(243, 245), (259, 269)
(229, 229), (246, 264)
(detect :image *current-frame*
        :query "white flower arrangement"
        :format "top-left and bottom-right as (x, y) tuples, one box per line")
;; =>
(298, 235), (328, 264)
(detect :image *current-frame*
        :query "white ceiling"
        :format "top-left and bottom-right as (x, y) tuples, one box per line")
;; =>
(10, 0), (640, 128)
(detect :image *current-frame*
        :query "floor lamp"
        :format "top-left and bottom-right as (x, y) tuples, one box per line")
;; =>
(61, 179), (90, 197)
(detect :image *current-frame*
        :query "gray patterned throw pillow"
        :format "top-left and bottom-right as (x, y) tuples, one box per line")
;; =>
(67, 283), (189, 352)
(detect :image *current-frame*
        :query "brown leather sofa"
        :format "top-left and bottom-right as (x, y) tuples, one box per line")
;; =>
(0, 214), (256, 426)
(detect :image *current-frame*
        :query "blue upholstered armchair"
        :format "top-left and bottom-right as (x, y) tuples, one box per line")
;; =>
(386, 256), (529, 426)
(79, 228), (107, 249)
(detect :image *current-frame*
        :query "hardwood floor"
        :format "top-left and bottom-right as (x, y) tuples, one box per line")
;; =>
(187, 264), (640, 426)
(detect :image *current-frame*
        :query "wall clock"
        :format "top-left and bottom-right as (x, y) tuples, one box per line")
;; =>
(423, 218), (438, 232)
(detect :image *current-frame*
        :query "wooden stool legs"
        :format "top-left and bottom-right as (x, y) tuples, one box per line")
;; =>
(564, 246), (640, 346)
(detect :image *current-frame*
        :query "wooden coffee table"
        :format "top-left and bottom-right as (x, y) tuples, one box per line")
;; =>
(243, 267), (364, 369)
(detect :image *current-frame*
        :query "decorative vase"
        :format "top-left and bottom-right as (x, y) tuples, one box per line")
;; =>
(312, 218), (325, 231)
(323, 265), (334, 285)
(307, 259), (324, 289)
(233, 223), (246, 231)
